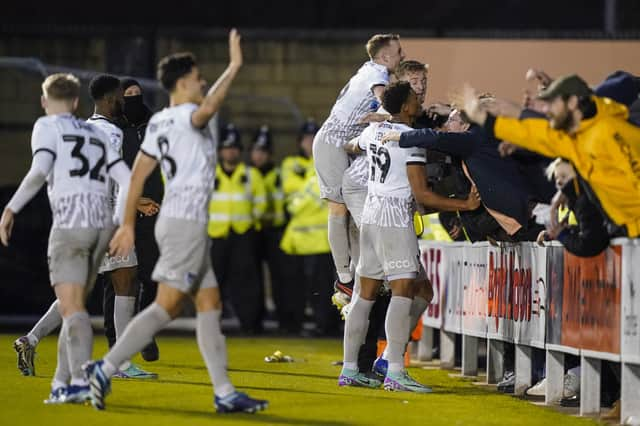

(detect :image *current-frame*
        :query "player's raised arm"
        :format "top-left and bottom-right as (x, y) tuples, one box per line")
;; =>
(191, 29), (243, 129)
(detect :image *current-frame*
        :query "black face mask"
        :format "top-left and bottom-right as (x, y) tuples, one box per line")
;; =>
(124, 95), (148, 125)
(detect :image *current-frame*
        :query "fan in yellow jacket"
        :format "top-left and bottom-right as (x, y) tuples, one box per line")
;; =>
(463, 74), (640, 237)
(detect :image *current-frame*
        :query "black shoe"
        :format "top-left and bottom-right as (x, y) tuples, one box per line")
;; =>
(497, 370), (515, 393)
(141, 339), (159, 362)
(560, 394), (580, 407)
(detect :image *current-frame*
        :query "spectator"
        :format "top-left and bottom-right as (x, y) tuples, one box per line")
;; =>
(538, 159), (610, 257)
(463, 74), (640, 238)
(249, 125), (292, 332)
(208, 124), (267, 334)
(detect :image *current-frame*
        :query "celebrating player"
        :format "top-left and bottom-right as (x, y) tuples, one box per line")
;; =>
(83, 29), (268, 414)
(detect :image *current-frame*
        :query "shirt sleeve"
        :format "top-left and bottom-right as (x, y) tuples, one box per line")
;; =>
(140, 118), (160, 159)
(405, 147), (427, 166)
(31, 118), (57, 159)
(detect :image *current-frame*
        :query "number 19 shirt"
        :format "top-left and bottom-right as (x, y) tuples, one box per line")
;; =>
(356, 121), (426, 228)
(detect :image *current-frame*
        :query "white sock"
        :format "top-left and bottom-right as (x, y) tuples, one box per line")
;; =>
(196, 309), (235, 398)
(28, 299), (62, 346)
(409, 296), (429, 333)
(385, 296), (412, 374)
(64, 311), (93, 385)
(114, 295), (137, 371)
(328, 214), (352, 281)
(114, 296), (136, 340)
(343, 296), (374, 370)
(104, 303), (171, 379)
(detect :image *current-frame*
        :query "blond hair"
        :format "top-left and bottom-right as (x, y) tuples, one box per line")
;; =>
(545, 158), (571, 181)
(42, 73), (81, 101)
(366, 34), (400, 59)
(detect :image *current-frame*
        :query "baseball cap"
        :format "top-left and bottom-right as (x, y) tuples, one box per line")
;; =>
(538, 74), (593, 101)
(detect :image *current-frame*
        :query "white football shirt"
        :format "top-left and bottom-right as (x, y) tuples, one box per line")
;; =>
(357, 121), (426, 227)
(321, 61), (389, 146)
(87, 115), (124, 208)
(31, 113), (121, 228)
(140, 103), (217, 223)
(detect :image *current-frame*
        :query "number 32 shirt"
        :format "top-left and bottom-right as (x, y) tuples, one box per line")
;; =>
(31, 113), (122, 229)
(357, 121), (426, 228)
(141, 103), (216, 223)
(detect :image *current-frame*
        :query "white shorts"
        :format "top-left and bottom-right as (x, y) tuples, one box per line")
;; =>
(342, 173), (367, 229)
(48, 226), (115, 290)
(152, 216), (218, 294)
(312, 129), (349, 203)
(357, 223), (421, 281)
(99, 247), (138, 273)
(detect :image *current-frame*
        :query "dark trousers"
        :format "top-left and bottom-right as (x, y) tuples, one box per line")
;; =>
(257, 227), (301, 332)
(211, 230), (264, 334)
(102, 217), (159, 348)
(358, 294), (391, 372)
(282, 253), (340, 336)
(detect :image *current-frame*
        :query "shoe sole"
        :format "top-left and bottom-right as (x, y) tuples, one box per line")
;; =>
(217, 401), (269, 414)
(13, 341), (35, 376)
(113, 374), (158, 380)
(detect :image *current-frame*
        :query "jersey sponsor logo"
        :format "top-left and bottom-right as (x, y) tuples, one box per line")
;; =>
(384, 259), (412, 270)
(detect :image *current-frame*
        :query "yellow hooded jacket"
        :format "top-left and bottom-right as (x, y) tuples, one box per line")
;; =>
(493, 96), (640, 237)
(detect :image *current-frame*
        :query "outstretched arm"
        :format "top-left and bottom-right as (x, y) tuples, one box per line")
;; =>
(191, 29), (243, 129)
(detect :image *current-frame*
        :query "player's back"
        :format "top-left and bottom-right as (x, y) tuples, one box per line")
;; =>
(323, 61), (389, 142)
(141, 103), (217, 223)
(34, 113), (116, 228)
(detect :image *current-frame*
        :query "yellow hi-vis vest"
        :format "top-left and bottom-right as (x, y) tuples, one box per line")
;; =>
(280, 169), (330, 255)
(281, 155), (312, 197)
(420, 213), (452, 241)
(261, 166), (286, 228)
(208, 163), (267, 239)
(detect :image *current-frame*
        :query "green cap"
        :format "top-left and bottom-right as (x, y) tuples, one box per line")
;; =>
(537, 74), (593, 100)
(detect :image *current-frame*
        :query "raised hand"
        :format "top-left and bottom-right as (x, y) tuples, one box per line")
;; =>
(229, 28), (243, 70)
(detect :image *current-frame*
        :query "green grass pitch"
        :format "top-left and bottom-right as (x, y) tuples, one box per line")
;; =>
(0, 334), (600, 426)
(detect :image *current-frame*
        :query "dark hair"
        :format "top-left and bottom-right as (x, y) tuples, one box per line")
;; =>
(561, 94), (597, 118)
(88, 74), (121, 102)
(382, 81), (413, 115)
(366, 34), (400, 59)
(157, 52), (197, 91)
(396, 60), (427, 79)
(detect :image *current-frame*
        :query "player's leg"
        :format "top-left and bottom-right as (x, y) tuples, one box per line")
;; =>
(46, 227), (102, 403)
(312, 132), (352, 284)
(85, 283), (180, 410)
(381, 229), (432, 393)
(44, 321), (70, 404)
(339, 224), (383, 388)
(110, 264), (156, 378)
(14, 299), (61, 376)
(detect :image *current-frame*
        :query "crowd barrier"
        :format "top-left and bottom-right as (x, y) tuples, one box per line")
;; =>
(417, 239), (640, 423)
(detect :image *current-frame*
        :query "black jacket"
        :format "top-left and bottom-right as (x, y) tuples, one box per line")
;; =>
(399, 124), (534, 229)
(557, 178), (610, 257)
(121, 121), (164, 231)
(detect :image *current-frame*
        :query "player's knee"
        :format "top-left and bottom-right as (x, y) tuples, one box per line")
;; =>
(390, 279), (414, 297)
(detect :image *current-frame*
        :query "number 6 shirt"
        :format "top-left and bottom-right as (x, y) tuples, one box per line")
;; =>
(356, 121), (426, 228)
(140, 103), (217, 223)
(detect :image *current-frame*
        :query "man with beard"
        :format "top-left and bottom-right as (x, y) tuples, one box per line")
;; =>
(88, 75), (157, 378)
(463, 74), (640, 239)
